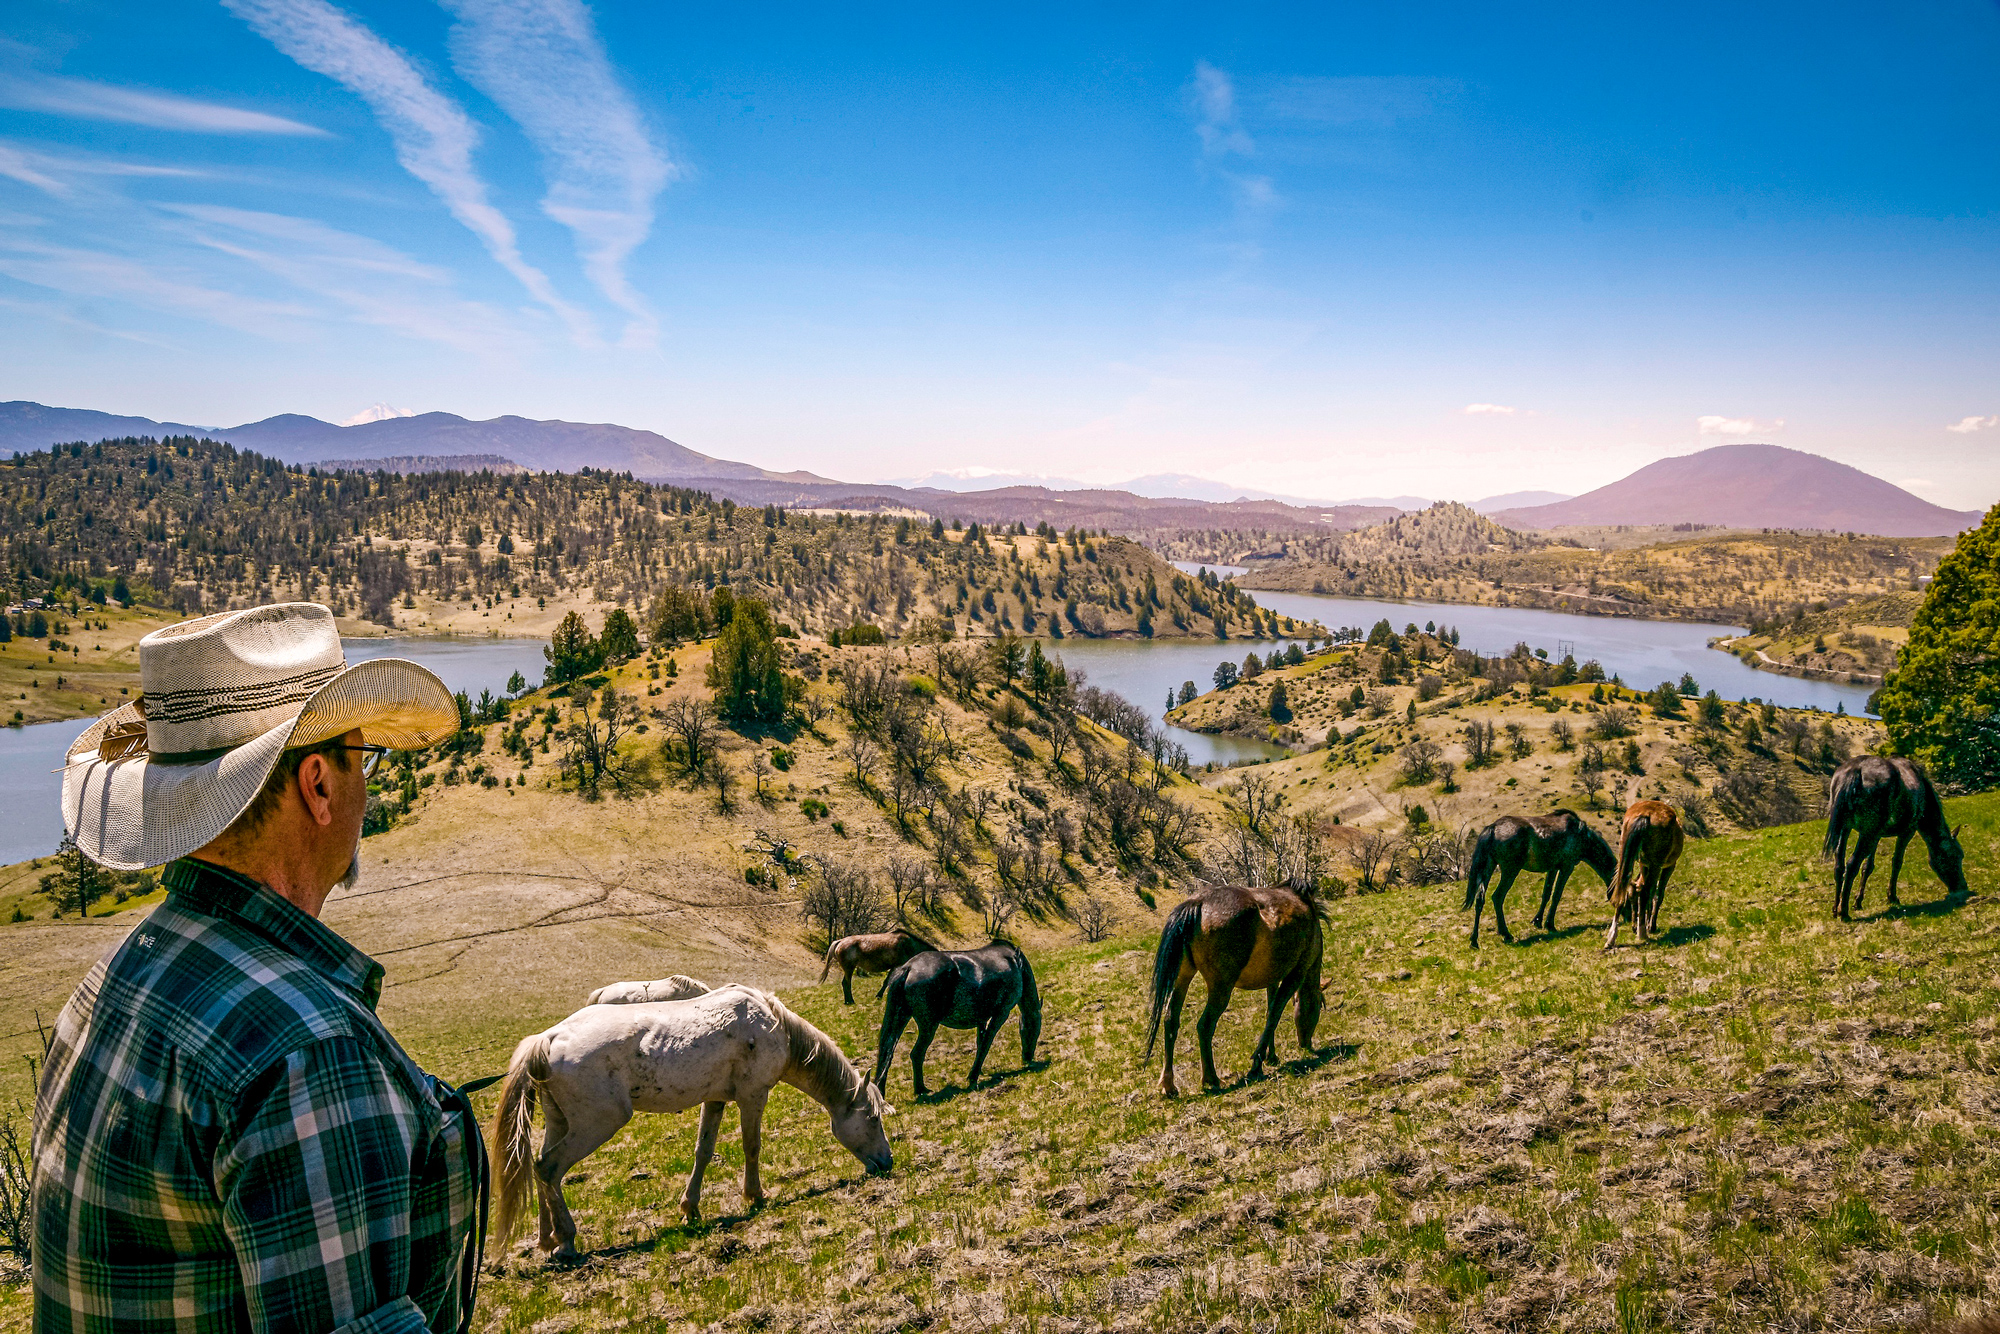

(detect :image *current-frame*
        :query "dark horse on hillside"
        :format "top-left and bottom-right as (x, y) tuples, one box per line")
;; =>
(1463, 810), (1618, 948)
(1145, 883), (1325, 1098)
(874, 942), (1042, 1099)
(1824, 756), (1968, 920)
(1603, 800), (1684, 949)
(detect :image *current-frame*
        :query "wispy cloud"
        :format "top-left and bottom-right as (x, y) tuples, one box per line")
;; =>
(1188, 61), (1277, 225)
(222, 0), (596, 343)
(1697, 414), (1782, 436)
(0, 239), (314, 336)
(0, 73), (329, 136)
(1946, 414), (1997, 434)
(1191, 61), (1254, 158)
(443, 0), (671, 347)
(0, 139), (207, 198)
(167, 203), (527, 354)
(1462, 403), (1519, 416)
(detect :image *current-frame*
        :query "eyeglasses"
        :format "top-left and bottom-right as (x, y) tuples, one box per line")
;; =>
(337, 744), (394, 777)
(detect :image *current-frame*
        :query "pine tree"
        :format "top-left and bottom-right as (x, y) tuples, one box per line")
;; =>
(707, 597), (788, 725)
(544, 611), (603, 685)
(599, 608), (641, 664)
(41, 833), (109, 918)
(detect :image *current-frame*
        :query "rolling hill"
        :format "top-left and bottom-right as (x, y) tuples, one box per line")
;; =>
(1493, 444), (1981, 536)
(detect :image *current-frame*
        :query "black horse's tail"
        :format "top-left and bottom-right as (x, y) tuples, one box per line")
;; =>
(1612, 811), (1651, 910)
(1823, 765), (1859, 857)
(1145, 899), (1202, 1063)
(1464, 827), (1500, 911)
(872, 965), (913, 1091)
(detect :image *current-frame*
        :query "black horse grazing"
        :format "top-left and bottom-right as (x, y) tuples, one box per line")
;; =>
(1145, 883), (1325, 1097)
(873, 942), (1042, 1099)
(1824, 756), (1968, 920)
(1463, 810), (1618, 947)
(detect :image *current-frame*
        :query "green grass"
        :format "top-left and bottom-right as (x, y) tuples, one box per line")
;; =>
(7, 794), (1999, 1332)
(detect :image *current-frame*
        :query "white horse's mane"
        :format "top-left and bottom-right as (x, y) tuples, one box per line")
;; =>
(770, 992), (868, 1110)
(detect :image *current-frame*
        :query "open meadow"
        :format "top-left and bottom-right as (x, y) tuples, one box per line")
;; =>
(4, 785), (1994, 1332)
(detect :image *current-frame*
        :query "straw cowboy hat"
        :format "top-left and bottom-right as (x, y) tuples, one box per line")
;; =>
(63, 602), (459, 871)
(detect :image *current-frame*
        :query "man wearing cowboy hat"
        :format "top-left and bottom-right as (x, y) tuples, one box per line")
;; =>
(33, 603), (485, 1334)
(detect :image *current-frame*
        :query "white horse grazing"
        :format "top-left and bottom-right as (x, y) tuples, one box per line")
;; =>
(490, 984), (894, 1259)
(586, 974), (710, 1005)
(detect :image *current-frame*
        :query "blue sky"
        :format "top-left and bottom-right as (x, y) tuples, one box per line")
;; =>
(2, 1), (1997, 505)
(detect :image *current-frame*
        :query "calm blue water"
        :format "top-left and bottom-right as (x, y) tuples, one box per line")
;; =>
(1173, 562), (1873, 716)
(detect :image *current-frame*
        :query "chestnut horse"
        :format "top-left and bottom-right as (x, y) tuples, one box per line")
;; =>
(1824, 755), (1967, 920)
(1144, 883), (1324, 1097)
(821, 929), (935, 1004)
(1603, 800), (1683, 949)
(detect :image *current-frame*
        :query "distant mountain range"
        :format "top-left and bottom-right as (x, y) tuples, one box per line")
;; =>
(1491, 444), (1981, 538)
(0, 401), (818, 485)
(1, 402), (1981, 538)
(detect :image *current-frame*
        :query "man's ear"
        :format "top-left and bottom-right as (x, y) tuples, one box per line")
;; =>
(296, 752), (337, 827)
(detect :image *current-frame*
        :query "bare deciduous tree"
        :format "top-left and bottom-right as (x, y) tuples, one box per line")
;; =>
(1075, 892), (1115, 943)
(799, 858), (887, 949)
(660, 696), (719, 781)
(1346, 828), (1402, 893)
(1230, 769), (1283, 837)
(1399, 737), (1443, 785)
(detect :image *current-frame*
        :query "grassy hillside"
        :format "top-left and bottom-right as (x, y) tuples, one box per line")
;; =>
(1240, 508), (1948, 626)
(6, 790), (1989, 1332)
(1716, 592), (1921, 689)
(1168, 629), (1876, 846)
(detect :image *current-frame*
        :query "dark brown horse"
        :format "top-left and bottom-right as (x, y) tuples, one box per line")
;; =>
(873, 942), (1041, 1098)
(1145, 883), (1324, 1098)
(1603, 800), (1683, 949)
(1824, 756), (1967, 920)
(821, 929), (935, 1004)
(1462, 810), (1618, 947)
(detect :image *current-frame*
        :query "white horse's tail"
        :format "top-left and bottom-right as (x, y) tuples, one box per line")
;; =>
(487, 1031), (551, 1253)
(820, 937), (844, 983)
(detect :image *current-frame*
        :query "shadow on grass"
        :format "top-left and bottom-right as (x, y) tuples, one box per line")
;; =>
(1192, 1041), (1362, 1095)
(558, 1168), (890, 1266)
(1509, 924), (1598, 948)
(906, 1057), (1049, 1105)
(1651, 923), (1718, 948)
(1856, 889), (1975, 923)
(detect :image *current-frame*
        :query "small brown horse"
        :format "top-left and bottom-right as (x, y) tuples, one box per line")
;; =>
(1824, 755), (1967, 919)
(821, 929), (934, 1004)
(1603, 800), (1683, 949)
(1145, 883), (1325, 1097)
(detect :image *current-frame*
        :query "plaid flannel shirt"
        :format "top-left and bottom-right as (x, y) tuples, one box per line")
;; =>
(33, 859), (484, 1334)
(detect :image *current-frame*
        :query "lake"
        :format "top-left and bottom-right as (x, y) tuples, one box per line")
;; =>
(2, 593), (1874, 868)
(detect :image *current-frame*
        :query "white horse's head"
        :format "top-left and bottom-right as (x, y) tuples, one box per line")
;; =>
(831, 1080), (894, 1174)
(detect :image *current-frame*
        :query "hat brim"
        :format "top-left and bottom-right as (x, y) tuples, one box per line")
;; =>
(63, 657), (459, 871)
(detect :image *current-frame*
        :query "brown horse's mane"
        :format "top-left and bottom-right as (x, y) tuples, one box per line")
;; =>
(776, 994), (868, 1110)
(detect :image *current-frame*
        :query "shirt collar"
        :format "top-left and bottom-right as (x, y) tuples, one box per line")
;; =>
(163, 858), (385, 1010)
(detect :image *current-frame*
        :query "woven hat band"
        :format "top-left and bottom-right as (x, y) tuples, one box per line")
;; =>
(138, 603), (347, 753)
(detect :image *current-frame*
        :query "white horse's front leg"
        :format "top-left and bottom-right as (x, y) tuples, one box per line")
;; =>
(737, 1089), (770, 1211)
(682, 1100), (727, 1223)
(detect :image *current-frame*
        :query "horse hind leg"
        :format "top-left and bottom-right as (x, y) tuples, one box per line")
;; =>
(1159, 970), (1194, 1099)
(539, 1096), (630, 1258)
(1195, 981), (1236, 1090)
(909, 1019), (939, 1099)
(1646, 865), (1675, 937)
(841, 961), (856, 1005)
(1254, 974), (1304, 1079)
(682, 1100), (728, 1223)
(1545, 866), (1575, 932)
(968, 1012), (1002, 1087)
(1532, 868), (1559, 931)
(1887, 832), (1911, 906)
(736, 1089), (770, 1212)
(1491, 868), (1521, 943)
